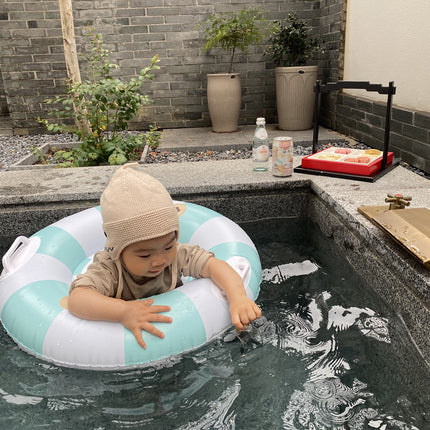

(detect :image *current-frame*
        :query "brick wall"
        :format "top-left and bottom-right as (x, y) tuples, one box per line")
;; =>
(336, 93), (430, 173)
(0, 0), (333, 134)
(317, 0), (346, 129)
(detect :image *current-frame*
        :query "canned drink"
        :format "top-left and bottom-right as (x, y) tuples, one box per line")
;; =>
(272, 137), (293, 177)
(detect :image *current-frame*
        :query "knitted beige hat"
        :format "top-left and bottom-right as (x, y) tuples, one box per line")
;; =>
(101, 163), (179, 260)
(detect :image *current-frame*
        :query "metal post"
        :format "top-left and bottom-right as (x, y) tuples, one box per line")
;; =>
(312, 80), (321, 154)
(381, 81), (395, 170)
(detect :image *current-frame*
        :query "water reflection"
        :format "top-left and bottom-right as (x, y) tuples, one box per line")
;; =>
(233, 259), (419, 430)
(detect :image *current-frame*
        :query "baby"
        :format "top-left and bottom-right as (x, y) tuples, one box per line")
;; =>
(68, 163), (261, 349)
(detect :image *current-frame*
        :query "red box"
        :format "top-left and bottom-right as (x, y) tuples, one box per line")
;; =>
(301, 147), (394, 176)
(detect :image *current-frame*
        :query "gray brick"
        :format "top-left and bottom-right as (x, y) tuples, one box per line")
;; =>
(146, 7), (183, 16)
(116, 8), (147, 17)
(392, 107), (413, 124)
(366, 113), (384, 128)
(130, 0), (160, 6)
(415, 111), (430, 129)
(24, 1), (58, 12)
(390, 119), (403, 135)
(372, 101), (388, 117)
(342, 94), (357, 108)
(9, 11), (44, 20)
(77, 9), (113, 19)
(133, 33), (166, 42)
(411, 140), (430, 159)
(403, 124), (427, 143)
(356, 121), (372, 135)
(349, 108), (365, 121)
(391, 133), (414, 152)
(119, 25), (149, 34)
(356, 98), (373, 112)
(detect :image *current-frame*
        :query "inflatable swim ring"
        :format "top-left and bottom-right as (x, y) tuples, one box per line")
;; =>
(0, 202), (261, 370)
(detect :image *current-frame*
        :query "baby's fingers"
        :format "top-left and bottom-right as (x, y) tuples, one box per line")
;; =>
(231, 313), (245, 331)
(232, 303), (262, 331)
(251, 303), (262, 319)
(147, 304), (171, 315)
(132, 328), (147, 349)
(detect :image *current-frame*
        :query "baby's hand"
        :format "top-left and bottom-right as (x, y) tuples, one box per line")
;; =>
(120, 298), (172, 349)
(229, 297), (262, 331)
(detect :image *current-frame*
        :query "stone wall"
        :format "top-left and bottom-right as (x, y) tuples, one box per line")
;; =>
(0, 0), (326, 134)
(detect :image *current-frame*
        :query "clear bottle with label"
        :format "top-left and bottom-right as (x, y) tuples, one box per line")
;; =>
(252, 117), (269, 171)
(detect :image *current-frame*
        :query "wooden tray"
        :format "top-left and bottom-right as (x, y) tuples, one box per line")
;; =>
(358, 205), (430, 269)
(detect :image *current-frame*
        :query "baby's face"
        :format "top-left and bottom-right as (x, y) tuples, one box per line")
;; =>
(121, 232), (177, 277)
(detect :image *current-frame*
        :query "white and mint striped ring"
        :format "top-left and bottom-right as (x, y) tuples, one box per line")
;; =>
(0, 202), (262, 370)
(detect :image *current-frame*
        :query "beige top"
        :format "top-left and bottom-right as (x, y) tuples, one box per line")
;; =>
(69, 243), (213, 301)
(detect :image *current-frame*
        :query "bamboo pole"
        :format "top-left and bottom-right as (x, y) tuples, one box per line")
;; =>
(58, 0), (91, 134)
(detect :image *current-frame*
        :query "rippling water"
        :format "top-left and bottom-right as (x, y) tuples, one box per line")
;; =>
(0, 218), (429, 429)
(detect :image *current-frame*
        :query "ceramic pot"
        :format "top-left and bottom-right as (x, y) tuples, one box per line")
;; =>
(275, 66), (318, 130)
(207, 73), (241, 133)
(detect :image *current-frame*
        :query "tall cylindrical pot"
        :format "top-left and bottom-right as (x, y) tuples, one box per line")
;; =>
(207, 73), (241, 133)
(276, 66), (318, 131)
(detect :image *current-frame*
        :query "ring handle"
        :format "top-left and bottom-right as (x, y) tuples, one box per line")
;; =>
(1, 236), (40, 276)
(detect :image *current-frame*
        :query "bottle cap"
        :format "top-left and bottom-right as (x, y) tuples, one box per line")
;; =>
(256, 117), (266, 125)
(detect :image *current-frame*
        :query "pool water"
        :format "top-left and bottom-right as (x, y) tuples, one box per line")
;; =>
(0, 217), (429, 429)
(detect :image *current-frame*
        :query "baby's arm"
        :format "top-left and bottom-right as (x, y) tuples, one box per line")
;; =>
(201, 257), (261, 330)
(68, 287), (172, 349)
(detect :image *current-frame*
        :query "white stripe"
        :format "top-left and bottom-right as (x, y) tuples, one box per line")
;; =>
(43, 310), (125, 370)
(188, 217), (256, 250)
(178, 257), (252, 340)
(179, 278), (231, 341)
(52, 207), (105, 256)
(0, 254), (71, 312)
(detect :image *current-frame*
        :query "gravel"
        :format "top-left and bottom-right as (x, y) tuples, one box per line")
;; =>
(0, 133), (78, 171)
(0, 132), (429, 180)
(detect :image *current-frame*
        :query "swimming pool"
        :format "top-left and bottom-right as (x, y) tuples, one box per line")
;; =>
(0, 215), (428, 429)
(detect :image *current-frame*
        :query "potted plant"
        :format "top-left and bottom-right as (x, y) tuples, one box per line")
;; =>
(265, 14), (323, 131)
(200, 8), (270, 132)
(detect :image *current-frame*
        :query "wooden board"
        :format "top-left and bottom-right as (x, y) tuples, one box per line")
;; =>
(358, 206), (430, 269)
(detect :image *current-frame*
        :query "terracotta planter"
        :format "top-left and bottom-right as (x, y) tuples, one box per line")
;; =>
(207, 73), (241, 133)
(275, 66), (318, 131)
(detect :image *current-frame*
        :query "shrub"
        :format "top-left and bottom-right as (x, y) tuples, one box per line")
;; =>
(200, 8), (271, 74)
(265, 14), (323, 67)
(39, 29), (161, 167)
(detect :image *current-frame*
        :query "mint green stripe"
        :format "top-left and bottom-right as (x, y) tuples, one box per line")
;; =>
(124, 290), (206, 365)
(178, 202), (220, 244)
(1, 280), (68, 355)
(209, 242), (262, 299)
(32, 226), (87, 273)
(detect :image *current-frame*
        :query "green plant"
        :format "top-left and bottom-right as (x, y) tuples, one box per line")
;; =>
(265, 13), (323, 67)
(39, 29), (161, 167)
(29, 146), (48, 164)
(200, 8), (271, 73)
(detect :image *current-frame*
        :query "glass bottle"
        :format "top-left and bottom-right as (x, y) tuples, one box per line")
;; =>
(252, 117), (269, 171)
